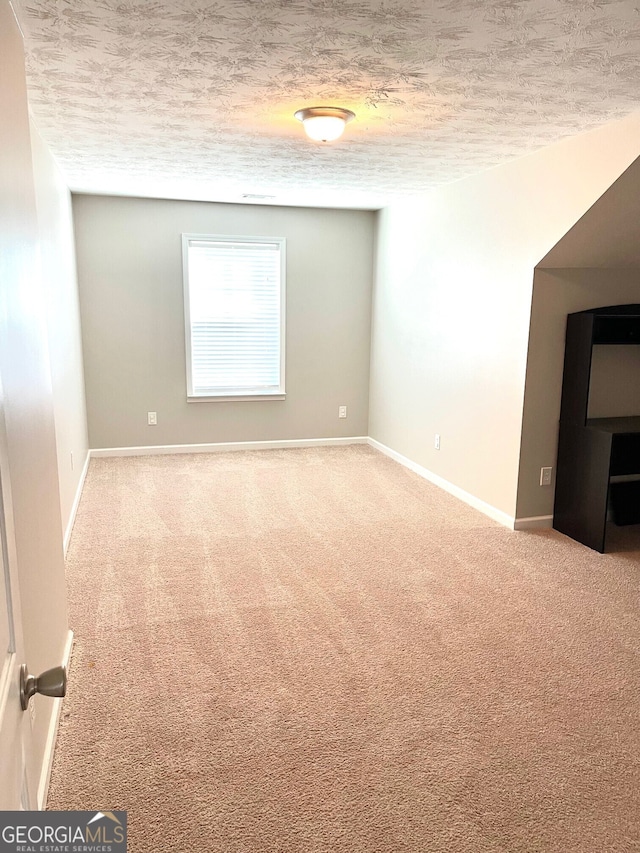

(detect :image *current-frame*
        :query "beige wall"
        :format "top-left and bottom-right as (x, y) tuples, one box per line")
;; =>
(370, 112), (640, 519)
(31, 127), (89, 542)
(515, 269), (640, 521)
(516, 151), (640, 521)
(0, 0), (69, 800)
(74, 195), (374, 449)
(540, 155), (640, 268)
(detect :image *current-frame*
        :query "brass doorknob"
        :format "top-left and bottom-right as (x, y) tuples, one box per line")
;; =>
(20, 664), (67, 711)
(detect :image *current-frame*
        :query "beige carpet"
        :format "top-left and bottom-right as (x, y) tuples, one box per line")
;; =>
(48, 445), (640, 852)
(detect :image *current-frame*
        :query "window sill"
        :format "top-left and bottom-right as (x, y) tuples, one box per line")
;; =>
(187, 393), (286, 403)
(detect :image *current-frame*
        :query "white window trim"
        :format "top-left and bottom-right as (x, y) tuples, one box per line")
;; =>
(182, 233), (286, 402)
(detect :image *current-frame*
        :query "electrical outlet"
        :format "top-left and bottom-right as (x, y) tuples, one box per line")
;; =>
(148, 411), (157, 426)
(540, 466), (553, 486)
(70, 451), (74, 470)
(434, 434), (440, 450)
(338, 405), (347, 418)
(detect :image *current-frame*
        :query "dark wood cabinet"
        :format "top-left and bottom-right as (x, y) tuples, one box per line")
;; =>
(554, 305), (640, 552)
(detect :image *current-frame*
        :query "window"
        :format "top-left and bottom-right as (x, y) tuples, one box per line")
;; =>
(182, 234), (286, 401)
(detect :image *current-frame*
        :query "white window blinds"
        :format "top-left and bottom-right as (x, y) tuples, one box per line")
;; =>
(183, 235), (285, 399)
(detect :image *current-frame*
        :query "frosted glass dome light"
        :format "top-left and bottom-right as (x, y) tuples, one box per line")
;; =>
(294, 107), (355, 143)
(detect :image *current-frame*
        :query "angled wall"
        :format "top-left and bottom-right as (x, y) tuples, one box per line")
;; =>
(516, 156), (640, 522)
(370, 112), (640, 522)
(539, 155), (640, 269)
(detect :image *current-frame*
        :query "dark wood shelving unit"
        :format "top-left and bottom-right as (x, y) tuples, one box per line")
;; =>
(554, 305), (640, 552)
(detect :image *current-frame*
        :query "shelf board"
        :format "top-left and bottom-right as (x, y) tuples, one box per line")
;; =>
(586, 416), (640, 434)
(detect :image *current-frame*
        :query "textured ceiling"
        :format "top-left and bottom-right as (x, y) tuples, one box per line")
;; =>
(15, 0), (640, 209)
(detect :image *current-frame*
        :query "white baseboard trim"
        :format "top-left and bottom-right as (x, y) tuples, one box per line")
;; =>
(90, 437), (369, 458)
(37, 629), (73, 810)
(63, 450), (90, 557)
(87, 437), (550, 533)
(367, 437), (516, 529)
(513, 515), (554, 530)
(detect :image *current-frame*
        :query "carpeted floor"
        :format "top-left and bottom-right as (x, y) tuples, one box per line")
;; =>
(48, 445), (640, 852)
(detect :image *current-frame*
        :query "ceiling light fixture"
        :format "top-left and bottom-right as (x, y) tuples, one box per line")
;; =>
(294, 106), (355, 143)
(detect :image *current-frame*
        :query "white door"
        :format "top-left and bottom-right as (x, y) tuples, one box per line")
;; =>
(0, 377), (34, 809)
